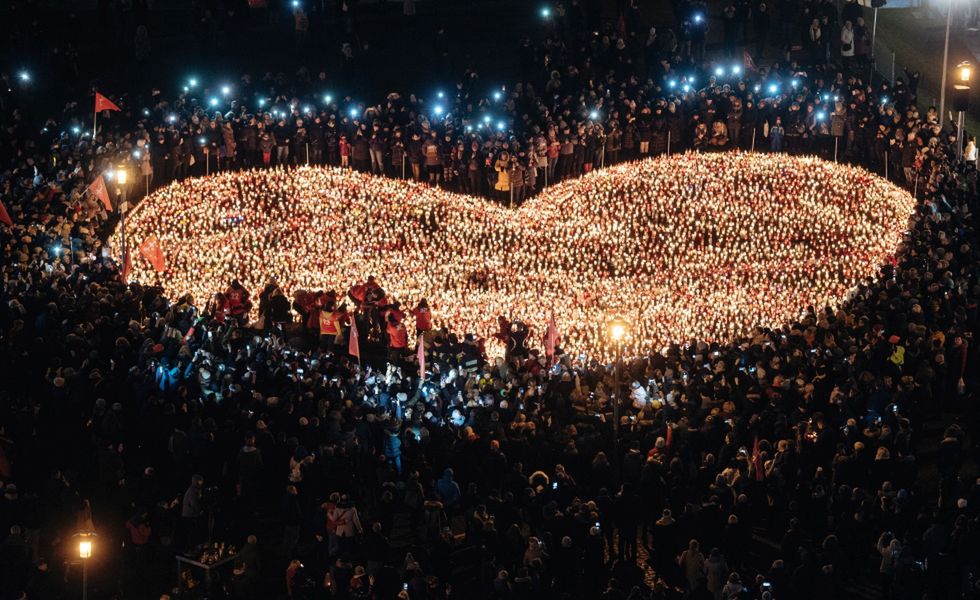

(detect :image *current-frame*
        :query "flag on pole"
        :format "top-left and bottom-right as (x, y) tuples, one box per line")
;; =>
(0, 201), (12, 227)
(751, 435), (765, 481)
(95, 92), (121, 113)
(138, 235), (166, 272)
(348, 316), (360, 359)
(121, 250), (132, 282)
(742, 49), (757, 72)
(544, 311), (559, 363)
(88, 176), (112, 211)
(417, 334), (426, 378)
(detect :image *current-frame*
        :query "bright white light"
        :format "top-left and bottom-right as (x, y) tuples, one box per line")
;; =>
(791, 79), (799, 88)
(433, 105), (444, 116)
(437, 91), (444, 99)
(209, 97), (219, 107)
(133, 149), (142, 159)
(199, 137), (206, 145)
(731, 65), (741, 75)
(694, 13), (703, 22)
(53, 245), (62, 255)
(714, 66), (724, 77)
(466, 125), (473, 132)
(18, 71), (30, 82)
(105, 170), (115, 181)
(817, 112), (826, 120)
(768, 84), (778, 94)
(541, 6), (551, 17)
(188, 78), (198, 87)
(221, 85), (231, 96)
(682, 84), (691, 92)
(493, 91), (502, 101)
(483, 115), (491, 124)
(72, 126), (81, 134)
(497, 121), (506, 131)
(350, 107), (358, 118)
(143, 109), (150, 116)
(668, 79), (677, 88)
(754, 84), (761, 92)
(167, 114), (176, 123)
(292, 0), (299, 7)
(323, 94), (332, 104)
(589, 110), (598, 120)
(303, 105), (312, 113)
(258, 98), (266, 107)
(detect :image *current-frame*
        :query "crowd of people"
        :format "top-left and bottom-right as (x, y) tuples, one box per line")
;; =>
(1, 0), (979, 600)
(115, 153), (916, 361)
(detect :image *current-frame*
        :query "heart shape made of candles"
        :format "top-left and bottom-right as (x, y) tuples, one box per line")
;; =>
(111, 152), (916, 359)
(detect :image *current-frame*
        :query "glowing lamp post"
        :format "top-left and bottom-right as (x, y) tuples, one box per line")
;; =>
(79, 538), (93, 600)
(607, 316), (629, 460)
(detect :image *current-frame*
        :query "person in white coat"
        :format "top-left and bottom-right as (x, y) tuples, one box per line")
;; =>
(841, 21), (856, 68)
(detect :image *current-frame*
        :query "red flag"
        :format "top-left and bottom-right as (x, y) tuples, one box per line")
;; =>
(121, 250), (132, 282)
(417, 334), (426, 378)
(348, 316), (360, 358)
(742, 49), (757, 73)
(544, 312), (559, 362)
(88, 176), (112, 211)
(665, 422), (673, 449)
(95, 92), (121, 113)
(138, 235), (166, 272)
(0, 201), (12, 227)
(751, 435), (765, 481)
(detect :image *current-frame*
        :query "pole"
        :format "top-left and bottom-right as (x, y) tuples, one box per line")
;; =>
(509, 182), (514, 209)
(402, 153), (406, 179)
(93, 111), (97, 141)
(145, 174), (149, 198)
(884, 153), (889, 179)
(914, 172), (919, 197)
(834, 136), (839, 162)
(751, 128), (756, 153)
(940, 0), (953, 122)
(871, 7), (878, 61)
(600, 139), (606, 169)
(206, 152), (210, 177)
(613, 342), (621, 461)
(121, 188), (127, 264)
(957, 111), (965, 160)
(82, 558), (88, 600)
(306, 143), (310, 166)
(667, 130), (672, 156)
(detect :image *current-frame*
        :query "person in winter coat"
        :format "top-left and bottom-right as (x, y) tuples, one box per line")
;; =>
(840, 20), (856, 68)
(435, 468), (461, 510)
(328, 495), (363, 555)
(704, 547), (729, 599)
(678, 538), (705, 591)
(494, 151), (512, 200)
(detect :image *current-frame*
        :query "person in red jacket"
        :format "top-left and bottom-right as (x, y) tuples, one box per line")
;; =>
(410, 298), (432, 336)
(386, 311), (408, 363)
(224, 280), (252, 325)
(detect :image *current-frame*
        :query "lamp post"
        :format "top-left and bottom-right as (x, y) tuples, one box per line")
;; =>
(79, 538), (93, 600)
(607, 316), (628, 461)
(954, 61), (972, 160)
(116, 165), (129, 262)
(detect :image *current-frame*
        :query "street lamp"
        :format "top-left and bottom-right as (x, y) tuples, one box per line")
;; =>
(953, 61), (972, 160)
(607, 316), (629, 462)
(79, 538), (93, 600)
